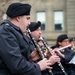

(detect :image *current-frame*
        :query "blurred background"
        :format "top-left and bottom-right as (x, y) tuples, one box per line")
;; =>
(0, 0), (75, 46)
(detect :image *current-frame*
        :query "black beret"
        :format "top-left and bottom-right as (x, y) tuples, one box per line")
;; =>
(28, 21), (41, 32)
(69, 38), (75, 42)
(6, 3), (31, 18)
(57, 34), (68, 42)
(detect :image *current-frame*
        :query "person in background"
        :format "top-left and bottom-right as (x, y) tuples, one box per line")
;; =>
(28, 21), (60, 75)
(69, 38), (75, 73)
(0, 3), (53, 75)
(51, 34), (75, 75)
(69, 38), (75, 51)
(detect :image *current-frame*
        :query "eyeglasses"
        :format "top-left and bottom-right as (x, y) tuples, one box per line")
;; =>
(62, 40), (69, 42)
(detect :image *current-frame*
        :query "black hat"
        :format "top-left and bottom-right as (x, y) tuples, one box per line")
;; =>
(6, 3), (31, 18)
(69, 38), (75, 42)
(28, 21), (41, 32)
(57, 34), (68, 42)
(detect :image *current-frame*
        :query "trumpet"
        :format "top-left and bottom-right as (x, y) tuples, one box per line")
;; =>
(40, 37), (68, 75)
(26, 28), (54, 75)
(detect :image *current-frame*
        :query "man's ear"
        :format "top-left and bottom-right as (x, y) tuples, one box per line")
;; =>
(16, 16), (21, 22)
(58, 42), (61, 46)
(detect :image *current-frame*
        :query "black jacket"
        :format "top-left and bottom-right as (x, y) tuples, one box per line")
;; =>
(0, 20), (41, 75)
(51, 45), (75, 75)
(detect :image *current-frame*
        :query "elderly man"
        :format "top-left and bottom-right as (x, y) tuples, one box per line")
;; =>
(28, 21), (60, 75)
(0, 3), (53, 75)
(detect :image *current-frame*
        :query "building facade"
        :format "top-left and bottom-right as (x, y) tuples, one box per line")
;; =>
(0, 0), (75, 46)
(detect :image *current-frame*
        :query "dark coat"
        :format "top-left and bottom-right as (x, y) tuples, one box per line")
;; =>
(51, 46), (75, 75)
(0, 20), (41, 75)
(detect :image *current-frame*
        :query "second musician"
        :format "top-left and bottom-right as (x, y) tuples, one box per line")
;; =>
(28, 21), (60, 75)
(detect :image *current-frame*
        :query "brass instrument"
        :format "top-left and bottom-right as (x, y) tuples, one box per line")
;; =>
(26, 28), (53, 75)
(40, 37), (68, 75)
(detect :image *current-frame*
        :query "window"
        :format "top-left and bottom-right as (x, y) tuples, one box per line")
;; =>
(36, 12), (46, 30)
(54, 11), (64, 31)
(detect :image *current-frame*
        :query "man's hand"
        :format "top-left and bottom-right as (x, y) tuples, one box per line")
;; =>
(49, 55), (60, 65)
(37, 58), (52, 71)
(29, 48), (40, 61)
(53, 48), (65, 58)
